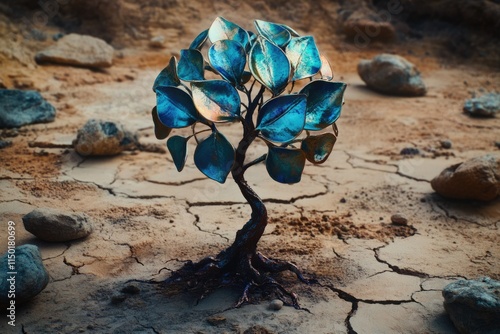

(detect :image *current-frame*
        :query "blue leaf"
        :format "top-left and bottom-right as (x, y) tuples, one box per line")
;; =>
(256, 94), (306, 143)
(152, 56), (180, 91)
(208, 17), (249, 50)
(266, 146), (306, 184)
(191, 80), (241, 123)
(189, 29), (208, 50)
(208, 40), (246, 86)
(254, 19), (291, 47)
(156, 86), (198, 128)
(249, 38), (291, 96)
(151, 106), (172, 140)
(285, 36), (321, 81)
(177, 49), (204, 81)
(167, 135), (188, 172)
(300, 133), (337, 164)
(194, 131), (235, 183)
(281, 24), (300, 37)
(300, 80), (346, 131)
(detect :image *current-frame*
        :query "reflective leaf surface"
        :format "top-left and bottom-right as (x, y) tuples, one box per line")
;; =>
(249, 38), (290, 96)
(266, 146), (306, 184)
(300, 133), (336, 164)
(300, 80), (346, 130)
(256, 94), (306, 143)
(156, 86), (198, 128)
(177, 49), (204, 81)
(151, 106), (172, 140)
(254, 19), (291, 47)
(286, 36), (321, 81)
(189, 29), (208, 50)
(167, 135), (188, 172)
(208, 17), (249, 50)
(319, 54), (333, 81)
(208, 40), (246, 86)
(152, 57), (180, 92)
(194, 131), (235, 183)
(282, 24), (300, 37)
(192, 80), (241, 122)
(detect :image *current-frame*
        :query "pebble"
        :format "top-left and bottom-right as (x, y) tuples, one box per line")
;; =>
(269, 299), (284, 311)
(206, 314), (226, 326)
(400, 147), (420, 155)
(0, 89), (56, 129)
(121, 283), (140, 295)
(110, 294), (126, 304)
(463, 92), (499, 118)
(0, 139), (12, 149)
(440, 140), (452, 149)
(390, 214), (408, 226)
(149, 35), (165, 48)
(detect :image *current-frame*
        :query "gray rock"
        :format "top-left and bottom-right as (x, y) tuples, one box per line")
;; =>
(35, 33), (114, 68)
(73, 119), (137, 156)
(400, 147), (420, 155)
(440, 140), (453, 149)
(149, 36), (165, 48)
(0, 89), (56, 129)
(390, 214), (408, 226)
(269, 299), (284, 311)
(0, 244), (50, 307)
(358, 54), (426, 97)
(0, 139), (12, 149)
(431, 154), (500, 201)
(23, 208), (93, 242)
(443, 277), (500, 334)
(464, 93), (500, 118)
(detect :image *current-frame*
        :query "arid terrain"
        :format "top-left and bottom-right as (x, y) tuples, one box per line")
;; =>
(0, 1), (499, 333)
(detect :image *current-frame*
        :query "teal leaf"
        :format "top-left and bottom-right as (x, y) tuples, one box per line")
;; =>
(266, 146), (306, 184)
(194, 132), (235, 183)
(189, 29), (208, 50)
(152, 56), (180, 91)
(208, 40), (246, 86)
(167, 135), (188, 172)
(281, 24), (300, 37)
(300, 80), (346, 131)
(208, 16), (249, 50)
(256, 94), (306, 143)
(254, 19), (291, 47)
(286, 36), (321, 81)
(249, 37), (290, 96)
(300, 133), (337, 164)
(319, 54), (333, 81)
(156, 86), (198, 128)
(177, 49), (204, 81)
(191, 80), (241, 123)
(241, 71), (252, 85)
(151, 106), (172, 140)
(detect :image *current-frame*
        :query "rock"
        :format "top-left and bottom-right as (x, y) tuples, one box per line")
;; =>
(0, 244), (50, 307)
(206, 314), (226, 326)
(244, 325), (276, 334)
(0, 139), (12, 149)
(431, 154), (500, 201)
(400, 147), (420, 155)
(121, 283), (140, 295)
(390, 214), (408, 226)
(0, 89), (56, 129)
(73, 119), (137, 156)
(149, 36), (165, 48)
(342, 9), (396, 44)
(443, 277), (500, 334)
(35, 33), (114, 68)
(464, 93), (500, 118)
(495, 141), (500, 149)
(269, 299), (284, 311)
(440, 140), (452, 149)
(358, 54), (427, 97)
(23, 208), (94, 242)
(110, 294), (127, 305)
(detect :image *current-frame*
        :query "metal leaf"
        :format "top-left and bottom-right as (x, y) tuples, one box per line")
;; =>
(281, 24), (300, 37)
(256, 94), (306, 143)
(167, 135), (188, 172)
(300, 80), (346, 131)
(151, 106), (172, 140)
(152, 56), (180, 92)
(286, 36), (321, 81)
(249, 37), (290, 96)
(189, 29), (208, 50)
(254, 19), (291, 47)
(177, 49), (204, 81)
(191, 80), (241, 123)
(332, 123), (339, 137)
(208, 16), (249, 50)
(319, 54), (333, 81)
(300, 133), (336, 164)
(266, 146), (306, 184)
(208, 40), (246, 86)
(241, 71), (252, 85)
(156, 86), (198, 128)
(194, 131), (235, 183)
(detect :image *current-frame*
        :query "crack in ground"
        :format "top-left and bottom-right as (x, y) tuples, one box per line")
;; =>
(188, 209), (230, 242)
(373, 245), (429, 278)
(0, 198), (32, 205)
(146, 177), (207, 186)
(43, 243), (71, 261)
(434, 202), (486, 227)
(118, 242), (145, 266)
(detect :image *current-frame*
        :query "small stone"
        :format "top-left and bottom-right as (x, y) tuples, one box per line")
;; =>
(440, 140), (452, 149)
(0, 90), (56, 129)
(390, 214), (408, 226)
(149, 36), (165, 48)
(340, 197), (347, 203)
(269, 299), (284, 311)
(244, 325), (276, 334)
(443, 277), (500, 334)
(400, 147), (420, 156)
(121, 283), (140, 295)
(342, 9), (396, 43)
(110, 294), (126, 304)
(206, 314), (226, 326)
(52, 32), (65, 41)
(495, 141), (500, 149)
(23, 208), (94, 242)
(463, 92), (499, 118)
(0, 245), (50, 307)
(0, 139), (12, 149)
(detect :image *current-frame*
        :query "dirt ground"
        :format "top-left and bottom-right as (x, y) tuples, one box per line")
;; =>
(1, 2), (499, 333)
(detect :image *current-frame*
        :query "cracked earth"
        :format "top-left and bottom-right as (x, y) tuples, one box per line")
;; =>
(1, 44), (500, 334)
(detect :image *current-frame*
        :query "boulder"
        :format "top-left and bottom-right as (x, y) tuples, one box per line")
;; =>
(342, 9), (396, 44)
(23, 208), (93, 242)
(35, 33), (114, 68)
(73, 119), (137, 156)
(0, 89), (56, 129)
(431, 154), (500, 201)
(463, 93), (499, 118)
(443, 277), (500, 334)
(358, 54), (426, 96)
(0, 245), (50, 307)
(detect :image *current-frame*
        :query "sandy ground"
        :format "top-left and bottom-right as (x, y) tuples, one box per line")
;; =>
(1, 11), (500, 334)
